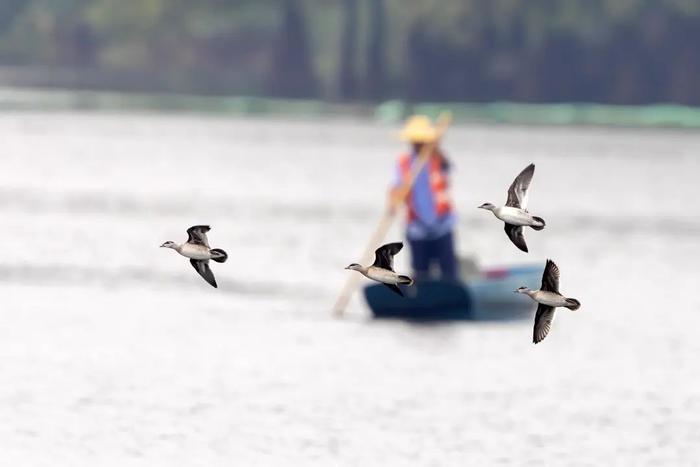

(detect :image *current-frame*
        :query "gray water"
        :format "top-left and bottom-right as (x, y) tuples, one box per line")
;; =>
(1, 112), (699, 466)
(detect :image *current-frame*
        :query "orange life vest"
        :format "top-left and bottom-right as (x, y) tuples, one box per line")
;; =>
(398, 152), (453, 223)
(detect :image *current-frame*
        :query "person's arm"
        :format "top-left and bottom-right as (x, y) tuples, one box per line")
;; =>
(387, 163), (403, 214)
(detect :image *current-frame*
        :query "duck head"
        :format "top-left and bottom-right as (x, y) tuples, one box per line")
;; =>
(345, 263), (363, 271)
(514, 286), (531, 294)
(478, 202), (496, 211)
(160, 241), (178, 249)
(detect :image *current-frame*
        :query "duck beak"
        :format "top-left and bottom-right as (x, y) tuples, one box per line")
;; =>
(159, 243), (168, 248)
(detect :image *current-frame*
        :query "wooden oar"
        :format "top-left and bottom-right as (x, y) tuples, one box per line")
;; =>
(332, 112), (452, 317)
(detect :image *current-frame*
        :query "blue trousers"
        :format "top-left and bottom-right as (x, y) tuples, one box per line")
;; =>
(408, 231), (458, 281)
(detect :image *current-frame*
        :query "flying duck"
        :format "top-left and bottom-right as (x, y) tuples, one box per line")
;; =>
(160, 225), (228, 288)
(345, 242), (414, 296)
(478, 163), (545, 253)
(516, 259), (581, 344)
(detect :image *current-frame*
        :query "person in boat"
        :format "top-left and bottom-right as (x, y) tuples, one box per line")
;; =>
(388, 115), (458, 281)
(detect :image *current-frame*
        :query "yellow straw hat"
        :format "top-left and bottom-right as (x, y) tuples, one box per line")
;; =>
(399, 115), (438, 143)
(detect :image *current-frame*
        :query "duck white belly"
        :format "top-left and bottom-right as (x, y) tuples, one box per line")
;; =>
(533, 291), (568, 307)
(178, 243), (212, 260)
(495, 206), (536, 226)
(365, 267), (400, 284)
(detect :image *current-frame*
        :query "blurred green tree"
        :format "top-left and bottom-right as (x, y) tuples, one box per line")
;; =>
(0, 0), (699, 103)
(337, 0), (358, 100)
(266, 0), (319, 97)
(362, 0), (386, 100)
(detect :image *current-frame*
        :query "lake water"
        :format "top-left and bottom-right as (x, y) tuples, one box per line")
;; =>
(0, 112), (699, 466)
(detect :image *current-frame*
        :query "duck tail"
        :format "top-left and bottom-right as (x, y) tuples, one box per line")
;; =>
(397, 275), (414, 286)
(565, 298), (581, 310)
(530, 216), (546, 231)
(210, 248), (228, 263)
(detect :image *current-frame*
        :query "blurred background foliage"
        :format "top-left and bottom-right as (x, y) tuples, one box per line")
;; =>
(0, 0), (699, 104)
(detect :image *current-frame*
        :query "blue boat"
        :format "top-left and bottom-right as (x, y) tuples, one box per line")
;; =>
(363, 262), (543, 321)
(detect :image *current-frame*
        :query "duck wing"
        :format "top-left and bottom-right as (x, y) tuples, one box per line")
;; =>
(372, 242), (403, 271)
(533, 303), (555, 344)
(541, 259), (560, 293)
(383, 283), (404, 297)
(187, 225), (211, 247)
(506, 163), (535, 209)
(504, 224), (528, 253)
(190, 259), (217, 288)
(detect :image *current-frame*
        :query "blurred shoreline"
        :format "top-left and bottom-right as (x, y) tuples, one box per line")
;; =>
(1, 84), (700, 129)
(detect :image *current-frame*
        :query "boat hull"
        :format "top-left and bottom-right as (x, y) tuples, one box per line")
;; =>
(364, 281), (472, 321)
(364, 264), (543, 321)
